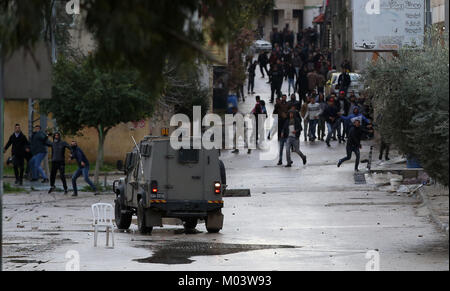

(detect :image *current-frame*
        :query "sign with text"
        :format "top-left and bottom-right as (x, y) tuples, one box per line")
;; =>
(353, 0), (425, 51)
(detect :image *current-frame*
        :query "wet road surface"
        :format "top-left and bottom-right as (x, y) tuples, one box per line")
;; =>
(2, 77), (448, 271)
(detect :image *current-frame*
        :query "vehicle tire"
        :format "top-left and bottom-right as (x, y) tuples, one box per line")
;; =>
(183, 218), (198, 230)
(137, 200), (153, 234)
(206, 210), (223, 233)
(114, 197), (132, 230)
(219, 160), (226, 185)
(206, 227), (221, 234)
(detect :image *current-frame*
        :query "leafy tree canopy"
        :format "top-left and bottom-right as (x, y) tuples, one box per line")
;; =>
(364, 32), (449, 186)
(40, 55), (155, 183)
(1, 0), (272, 91)
(40, 56), (154, 135)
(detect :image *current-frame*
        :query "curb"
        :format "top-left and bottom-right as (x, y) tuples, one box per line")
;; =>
(3, 172), (123, 179)
(415, 187), (449, 236)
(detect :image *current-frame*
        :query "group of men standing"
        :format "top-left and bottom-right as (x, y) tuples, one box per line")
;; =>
(3, 124), (98, 196)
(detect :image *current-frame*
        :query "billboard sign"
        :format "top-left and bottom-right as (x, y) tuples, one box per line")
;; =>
(353, 0), (425, 51)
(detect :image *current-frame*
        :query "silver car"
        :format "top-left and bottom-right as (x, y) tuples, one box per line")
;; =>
(330, 72), (364, 97)
(252, 39), (272, 52)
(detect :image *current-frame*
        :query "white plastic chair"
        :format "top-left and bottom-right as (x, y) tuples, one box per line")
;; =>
(91, 203), (115, 248)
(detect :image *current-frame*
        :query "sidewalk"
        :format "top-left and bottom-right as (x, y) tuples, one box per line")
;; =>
(416, 184), (449, 235)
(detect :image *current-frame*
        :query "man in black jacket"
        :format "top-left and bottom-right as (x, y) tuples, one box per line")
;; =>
(322, 98), (341, 147)
(336, 91), (351, 143)
(282, 110), (307, 167)
(337, 70), (351, 96)
(270, 64), (283, 103)
(337, 118), (364, 172)
(258, 51), (269, 78)
(296, 66), (309, 104)
(247, 61), (257, 95)
(47, 132), (71, 194)
(3, 124), (29, 185)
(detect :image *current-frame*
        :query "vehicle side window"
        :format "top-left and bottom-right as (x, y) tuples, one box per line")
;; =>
(141, 144), (152, 158)
(178, 149), (200, 164)
(133, 159), (140, 180)
(125, 153), (133, 171)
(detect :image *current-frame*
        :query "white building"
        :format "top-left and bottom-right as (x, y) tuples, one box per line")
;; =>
(431, 0), (447, 26)
(258, 0), (324, 41)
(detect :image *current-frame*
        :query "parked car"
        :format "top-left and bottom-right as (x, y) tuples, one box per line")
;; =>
(251, 39), (272, 52)
(355, 41), (376, 50)
(328, 72), (364, 97)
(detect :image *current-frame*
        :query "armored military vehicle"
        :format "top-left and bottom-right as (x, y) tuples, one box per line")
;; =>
(113, 136), (226, 234)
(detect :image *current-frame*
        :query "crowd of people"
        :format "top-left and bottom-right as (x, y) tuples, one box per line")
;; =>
(3, 124), (98, 196)
(242, 29), (376, 171)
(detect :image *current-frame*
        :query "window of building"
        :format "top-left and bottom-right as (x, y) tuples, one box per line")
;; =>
(273, 10), (279, 26)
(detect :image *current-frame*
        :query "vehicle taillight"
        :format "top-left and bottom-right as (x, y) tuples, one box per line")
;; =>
(151, 181), (158, 194)
(214, 182), (221, 194)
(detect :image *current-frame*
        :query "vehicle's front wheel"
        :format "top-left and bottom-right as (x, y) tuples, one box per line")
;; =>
(115, 197), (132, 230)
(137, 200), (153, 234)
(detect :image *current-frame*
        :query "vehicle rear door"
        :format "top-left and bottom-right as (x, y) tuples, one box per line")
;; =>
(166, 147), (205, 201)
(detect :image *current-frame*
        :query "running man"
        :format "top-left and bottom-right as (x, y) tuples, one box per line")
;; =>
(70, 141), (98, 197)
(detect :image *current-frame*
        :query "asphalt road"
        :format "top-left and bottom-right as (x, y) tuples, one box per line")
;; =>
(2, 76), (448, 271)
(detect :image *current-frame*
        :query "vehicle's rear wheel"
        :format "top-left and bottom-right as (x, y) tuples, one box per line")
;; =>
(137, 200), (153, 234)
(206, 210), (223, 234)
(115, 197), (132, 230)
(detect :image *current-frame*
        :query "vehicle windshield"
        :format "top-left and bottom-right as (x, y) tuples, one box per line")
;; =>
(350, 74), (361, 82)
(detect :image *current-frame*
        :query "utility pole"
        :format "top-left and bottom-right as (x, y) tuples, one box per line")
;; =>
(425, 0), (432, 29)
(446, 0), (449, 31)
(0, 44), (4, 272)
(425, 0), (432, 46)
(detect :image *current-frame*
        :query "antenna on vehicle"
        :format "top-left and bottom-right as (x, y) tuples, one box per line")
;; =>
(131, 135), (145, 178)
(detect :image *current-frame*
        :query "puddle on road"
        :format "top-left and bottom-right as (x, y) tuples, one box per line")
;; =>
(8, 259), (47, 265)
(133, 241), (298, 265)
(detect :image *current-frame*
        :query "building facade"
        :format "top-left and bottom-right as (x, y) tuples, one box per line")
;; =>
(259, 0), (324, 41)
(324, 0), (449, 73)
(431, 0), (448, 27)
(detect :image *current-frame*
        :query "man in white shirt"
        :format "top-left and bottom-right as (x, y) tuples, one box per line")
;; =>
(305, 97), (321, 142)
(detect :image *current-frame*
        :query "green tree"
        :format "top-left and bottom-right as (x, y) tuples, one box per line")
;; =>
(225, 1), (274, 91)
(1, 0), (270, 91)
(364, 32), (449, 186)
(162, 61), (210, 118)
(1, 0), (274, 94)
(40, 56), (155, 184)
